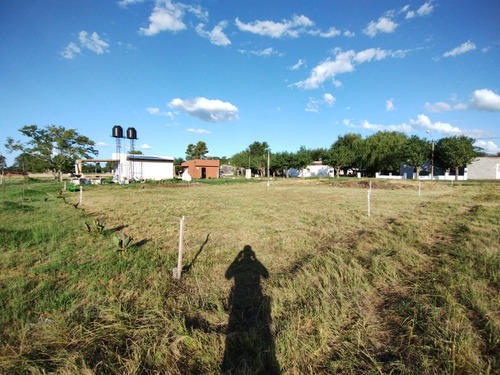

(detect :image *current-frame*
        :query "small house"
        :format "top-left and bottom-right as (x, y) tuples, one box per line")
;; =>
(112, 153), (174, 182)
(181, 159), (220, 179)
(289, 161), (334, 178)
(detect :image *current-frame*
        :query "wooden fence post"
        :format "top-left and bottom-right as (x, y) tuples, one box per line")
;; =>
(368, 189), (371, 217)
(175, 216), (185, 279)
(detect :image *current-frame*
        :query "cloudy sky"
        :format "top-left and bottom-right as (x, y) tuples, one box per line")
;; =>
(1, 0), (499, 164)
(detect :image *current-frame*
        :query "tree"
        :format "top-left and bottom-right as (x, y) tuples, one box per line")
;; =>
(363, 132), (408, 175)
(5, 125), (98, 181)
(247, 141), (270, 177)
(14, 152), (47, 173)
(404, 135), (431, 179)
(325, 134), (362, 177)
(185, 141), (208, 160)
(435, 135), (479, 180)
(290, 146), (312, 171)
(129, 150), (143, 155)
(310, 148), (329, 163)
(0, 154), (6, 173)
(271, 151), (301, 177)
(230, 151), (250, 176)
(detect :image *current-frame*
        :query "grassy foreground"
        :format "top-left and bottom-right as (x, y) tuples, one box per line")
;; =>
(0, 177), (498, 374)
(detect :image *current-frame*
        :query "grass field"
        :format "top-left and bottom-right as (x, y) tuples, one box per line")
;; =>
(0, 177), (499, 374)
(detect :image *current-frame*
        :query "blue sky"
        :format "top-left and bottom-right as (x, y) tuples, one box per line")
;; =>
(1, 0), (500, 165)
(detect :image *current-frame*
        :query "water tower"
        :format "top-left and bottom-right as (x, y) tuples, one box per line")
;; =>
(112, 125), (124, 155)
(126, 127), (138, 180)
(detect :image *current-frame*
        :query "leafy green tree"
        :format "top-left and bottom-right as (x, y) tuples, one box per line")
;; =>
(247, 141), (270, 177)
(291, 146), (313, 171)
(435, 135), (479, 180)
(104, 161), (116, 173)
(0, 154), (6, 172)
(310, 148), (329, 163)
(363, 132), (408, 175)
(404, 135), (431, 179)
(129, 150), (143, 155)
(185, 141), (208, 160)
(5, 125), (97, 181)
(13, 152), (47, 173)
(325, 134), (362, 177)
(271, 151), (294, 177)
(230, 151), (250, 176)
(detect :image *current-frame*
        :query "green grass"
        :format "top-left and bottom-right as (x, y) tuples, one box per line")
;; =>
(0, 177), (498, 374)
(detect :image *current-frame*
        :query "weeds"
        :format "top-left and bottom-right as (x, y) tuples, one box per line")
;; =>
(0, 179), (498, 374)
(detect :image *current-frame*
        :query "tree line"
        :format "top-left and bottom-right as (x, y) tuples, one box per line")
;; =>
(2, 125), (484, 180)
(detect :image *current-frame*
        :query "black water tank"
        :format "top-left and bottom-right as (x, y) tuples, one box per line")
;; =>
(112, 125), (123, 138)
(126, 127), (137, 140)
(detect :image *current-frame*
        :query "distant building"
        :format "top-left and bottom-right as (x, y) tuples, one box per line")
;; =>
(181, 159), (220, 179)
(467, 157), (500, 180)
(289, 161), (334, 178)
(112, 153), (174, 182)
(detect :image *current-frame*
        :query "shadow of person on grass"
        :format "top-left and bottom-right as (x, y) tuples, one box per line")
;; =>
(222, 245), (280, 375)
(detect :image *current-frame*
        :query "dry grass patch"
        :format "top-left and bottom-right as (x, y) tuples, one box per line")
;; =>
(1, 178), (498, 374)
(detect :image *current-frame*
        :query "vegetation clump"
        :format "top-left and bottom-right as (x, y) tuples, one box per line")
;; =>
(0, 178), (498, 374)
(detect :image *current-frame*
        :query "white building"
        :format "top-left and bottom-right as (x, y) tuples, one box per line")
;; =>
(112, 153), (174, 182)
(289, 162), (334, 178)
(467, 157), (500, 180)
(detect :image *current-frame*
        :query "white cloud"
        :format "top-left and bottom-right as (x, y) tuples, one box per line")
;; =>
(235, 15), (314, 38)
(139, 0), (189, 35)
(343, 30), (355, 37)
(425, 89), (500, 112)
(118, 0), (143, 7)
(386, 98), (396, 111)
(361, 120), (411, 132)
(363, 17), (398, 37)
(78, 31), (109, 54)
(61, 42), (81, 59)
(323, 93), (336, 107)
(425, 101), (452, 112)
(425, 101), (467, 112)
(406, 1), (434, 19)
(196, 21), (231, 46)
(168, 97), (239, 122)
(474, 140), (500, 155)
(305, 97), (320, 113)
(147, 107), (175, 118)
(306, 93), (336, 112)
(409, 114), (462, 136)
(142, 144), (152, 149)
(469, 89), (500, 111)
(294, 51), (355, 89)
(187, 128), (211, 134)
(354, 48), (388, 63)
(310, 27), (341, 38)
(97, 142), (110, 147)
(416, 2), (434, 16)
(443, 41), (476, 57)
(239, 47), (282, 57)
(289, 59), (305, 70)
(294, 47), (403, 89)
(62, 31), (109, 59)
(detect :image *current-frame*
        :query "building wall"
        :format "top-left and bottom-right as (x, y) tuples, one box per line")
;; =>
(467, 157), (500, 180)
(289, 164), (334, 177)
(112, 153), (174, 181)
(181, 159), (220, 179)
(134, 160), (174, 180)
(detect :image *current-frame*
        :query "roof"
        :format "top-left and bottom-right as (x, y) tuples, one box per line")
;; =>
(181, 159), (220, 167)
(127, 155), (174, 162)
